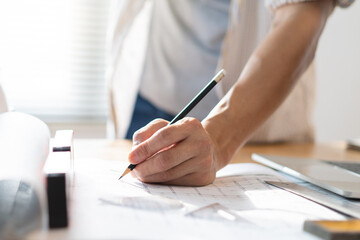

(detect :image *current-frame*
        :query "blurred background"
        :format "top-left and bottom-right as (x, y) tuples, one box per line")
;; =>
(0, 0), (111, 138)
(315, 1), (360, 141)
(0, 0), (359, 141)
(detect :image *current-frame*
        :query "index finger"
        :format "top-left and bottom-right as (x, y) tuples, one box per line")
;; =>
(132, 119), (168, 146)
(128, 121), (192, 164)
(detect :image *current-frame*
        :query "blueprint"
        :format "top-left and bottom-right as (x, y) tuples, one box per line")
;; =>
(28, 158), (347, 240)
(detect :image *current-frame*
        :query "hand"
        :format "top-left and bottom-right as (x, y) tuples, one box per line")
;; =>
(128, 118), (219, 186)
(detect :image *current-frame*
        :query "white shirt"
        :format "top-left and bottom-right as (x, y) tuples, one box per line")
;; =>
(139, 0), (230, 120)
(109, 0), (354, 141)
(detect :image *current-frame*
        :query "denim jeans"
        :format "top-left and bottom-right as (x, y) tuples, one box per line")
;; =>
(125, 94), (175, 140)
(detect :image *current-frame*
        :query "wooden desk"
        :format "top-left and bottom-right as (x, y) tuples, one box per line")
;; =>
(28, 139), (360, 240)
(74, 139), (360, 164)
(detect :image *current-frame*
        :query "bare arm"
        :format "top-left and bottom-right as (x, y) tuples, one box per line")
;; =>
(127, 1), (334, 186)
(204, 1), (334, 171)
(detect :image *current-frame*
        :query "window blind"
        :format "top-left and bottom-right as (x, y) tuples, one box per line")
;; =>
(0, 0), (111, 123)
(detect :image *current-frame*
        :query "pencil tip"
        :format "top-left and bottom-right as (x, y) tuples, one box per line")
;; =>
(118, 167), (131, 180)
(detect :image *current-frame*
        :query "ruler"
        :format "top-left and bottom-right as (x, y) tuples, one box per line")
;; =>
(266, 181), (360, 219)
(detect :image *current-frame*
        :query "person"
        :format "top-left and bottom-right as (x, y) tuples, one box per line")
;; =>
(109, 0), (354, 186)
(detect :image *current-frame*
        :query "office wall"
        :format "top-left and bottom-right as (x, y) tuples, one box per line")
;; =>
(314, 1), (360, 141)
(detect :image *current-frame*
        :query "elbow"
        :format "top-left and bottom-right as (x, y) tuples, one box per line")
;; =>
(270, 1), (334, 77)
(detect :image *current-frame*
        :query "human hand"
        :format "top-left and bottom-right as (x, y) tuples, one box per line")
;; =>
(128, 118), (219, 186)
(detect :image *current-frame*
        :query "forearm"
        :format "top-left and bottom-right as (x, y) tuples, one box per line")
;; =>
(203, 1), (334, 170)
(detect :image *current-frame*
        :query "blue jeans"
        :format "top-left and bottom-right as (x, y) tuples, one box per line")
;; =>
(125, 94), (175, 140)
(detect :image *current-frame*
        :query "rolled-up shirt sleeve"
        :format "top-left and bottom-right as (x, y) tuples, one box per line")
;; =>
(265, 0), (355, 11)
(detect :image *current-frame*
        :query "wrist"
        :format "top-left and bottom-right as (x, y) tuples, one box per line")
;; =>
(202, 111), (244, 171)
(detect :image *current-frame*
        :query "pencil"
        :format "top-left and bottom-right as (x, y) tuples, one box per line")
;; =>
(119, 69), (226, 180)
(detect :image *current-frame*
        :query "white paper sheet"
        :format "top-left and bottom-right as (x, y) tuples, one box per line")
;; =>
(29, 158), (347, 240)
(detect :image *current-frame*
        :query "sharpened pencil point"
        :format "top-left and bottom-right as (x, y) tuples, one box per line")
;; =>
(118, 167), (131, 180)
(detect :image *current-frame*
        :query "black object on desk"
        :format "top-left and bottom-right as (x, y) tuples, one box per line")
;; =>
(46, 173), (68, 228)
(44, 130), (74, 228)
